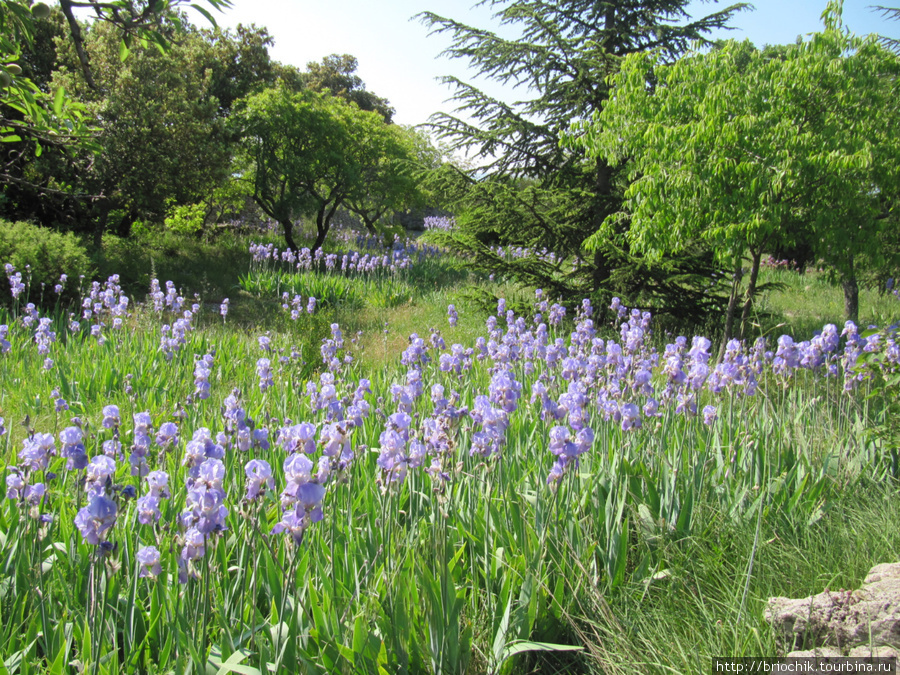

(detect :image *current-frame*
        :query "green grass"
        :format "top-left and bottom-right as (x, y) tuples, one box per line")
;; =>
(0, 230), (897, 674)
(566, 479), (900, 673)
(752, 266), (900, 338)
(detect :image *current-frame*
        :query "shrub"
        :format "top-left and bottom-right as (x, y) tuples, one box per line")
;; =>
(164, 202), (207, 235)
(0, 219), (93, 306)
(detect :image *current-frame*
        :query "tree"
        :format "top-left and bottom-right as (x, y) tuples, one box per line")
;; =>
(1, 0), (230, 193)
(344, 125), (437, 234)
(1, 2), (95, 190)
(302, 54), (394, 123)
(872, 5), (900, 54)
(41, 18), (251, 237)
(233, 87), (405, 253)
(2, 17), (291, 236)
(417, 0), (746, 323)
(571, 2), (900, 334)
(201, 23), (287, 115)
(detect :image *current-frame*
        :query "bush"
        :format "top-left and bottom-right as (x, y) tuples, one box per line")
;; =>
(164, 202), (207, 235)
(0, 219), (93, 306)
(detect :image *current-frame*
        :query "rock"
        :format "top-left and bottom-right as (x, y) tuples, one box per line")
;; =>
(848, 645), (900, 659)
(765, 562), (900, 655)
(786, 647), (844, 658)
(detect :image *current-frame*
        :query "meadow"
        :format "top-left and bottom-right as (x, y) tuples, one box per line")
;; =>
(1, 224), (899, 675)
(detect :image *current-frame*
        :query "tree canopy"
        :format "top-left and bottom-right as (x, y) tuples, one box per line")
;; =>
(233, 87), (417, 253)
(2, 3), (415, 249)
(2, 17), (286, 238)
(301, 54), (394, 123)
(343, 124), (435, 235)
(1, 0), (230, 162)
(570, 2), (900, 333)
(417, 0), (747, 324)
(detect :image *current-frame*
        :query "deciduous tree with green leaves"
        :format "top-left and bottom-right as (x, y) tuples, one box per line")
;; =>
(344, 125), (438, 235)
(233, 87), (409, 253)
(50, 19), (237, 234)
(570, 2), (900, 337)
(1, 0), (230, 193)
(4, 15), (285, 236)
(301, 53), (394, 123)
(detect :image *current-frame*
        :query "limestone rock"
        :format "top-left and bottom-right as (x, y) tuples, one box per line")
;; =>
(847, 645), (900, 659)
(786, 647), (843, 658)
(765, 562), (900, 655)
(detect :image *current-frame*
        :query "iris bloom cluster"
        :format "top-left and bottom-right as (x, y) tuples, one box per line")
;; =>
(250, 242), (415, 276)
(4, 263), (26, 299)
(281, 292), (318, 321)
(423, 216), (455, 231)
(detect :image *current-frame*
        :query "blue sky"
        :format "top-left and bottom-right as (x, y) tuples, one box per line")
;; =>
(202, 0), (900, 127)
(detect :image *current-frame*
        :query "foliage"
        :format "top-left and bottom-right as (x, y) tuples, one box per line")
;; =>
(301, 53), (394, 123)
(571, 3), (900, 337)
(343, 124), (435, 235)
(872, 4), (900, 53)
(0, 2), (96, 191)
(0, 0), (231, 193)
(0, 217), (91, 303)
(163, 202), (207, 236)
(858, 311), (900, 481)
(202, 23), (293, 114)
(0, 246), (897, 672)
(45, 19), (252, 234)
(233, 87), (416, 254)
(754, 264), (900, 339)
(88, 229), (247, 312)
(417, 0), (747, 322)
(239, 268), (418, 311)
(1, 227), (900, 671)
(422, 164), (731, 328)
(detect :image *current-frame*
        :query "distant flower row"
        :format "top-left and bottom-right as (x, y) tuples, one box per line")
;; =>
(249, 235), (441, 277)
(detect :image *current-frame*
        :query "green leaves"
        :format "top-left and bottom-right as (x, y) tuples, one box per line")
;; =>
(234, 86), (412, 252)
(579, 15), (900, 282)
(570, 10), (900, 332)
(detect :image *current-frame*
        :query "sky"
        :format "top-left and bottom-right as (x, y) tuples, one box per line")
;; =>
(193, 0), (900, 128)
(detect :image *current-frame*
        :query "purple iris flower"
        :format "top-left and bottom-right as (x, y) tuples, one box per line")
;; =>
(85, 455), (117, 495)
(74, 494), (118, 545)
(101, 405), (120, 429)
(136, 546), (162, 578)
(136, 494), (161, 524)
(244, 459), (274, 501)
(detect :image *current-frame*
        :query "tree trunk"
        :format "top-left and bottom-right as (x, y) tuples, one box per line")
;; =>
(253, 196), (298, 253)
(311, 205), (329, 254)
(842, 256), (859, 324)
(59, 0), (96, 89)
(311, 200), (343, 254)
(738, 247), (763, 341)
(311, 224), (327, 254)
(280, 218), (298, 253)
(720, 255), (744, 358)
(590, 159), (615, 293)
(115, 208), (136, 238)
(92, 199), (111, 250)
(591, 247), (612, 294)
(361, 214), (378, 235)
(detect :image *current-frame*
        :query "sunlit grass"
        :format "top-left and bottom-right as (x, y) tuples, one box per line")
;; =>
(753, 266), (900, 338)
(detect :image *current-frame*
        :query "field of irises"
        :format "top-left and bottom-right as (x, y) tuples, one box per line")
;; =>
(1, 237), (899, 675)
